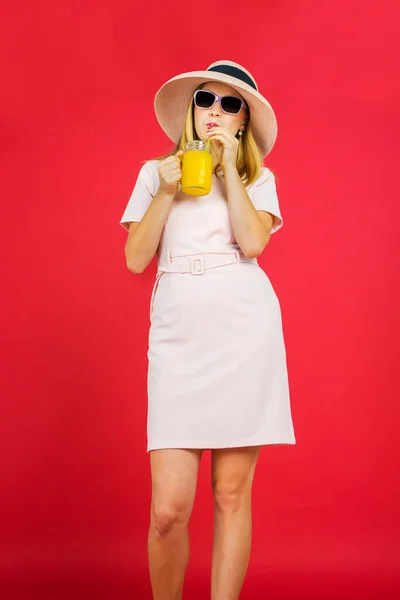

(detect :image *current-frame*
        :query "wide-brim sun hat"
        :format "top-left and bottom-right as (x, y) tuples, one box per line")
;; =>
(154, 60), (278, 158)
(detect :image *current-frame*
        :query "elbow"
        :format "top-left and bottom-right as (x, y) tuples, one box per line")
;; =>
(243, 239), (269, 259)
(125, 245), (148, 274)
(243, 247), (262, 259)
(125, 248), (154, 274)
(126, 259), (145, 274)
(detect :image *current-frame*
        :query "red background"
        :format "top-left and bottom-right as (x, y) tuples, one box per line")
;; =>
(1, 1), (399, 598)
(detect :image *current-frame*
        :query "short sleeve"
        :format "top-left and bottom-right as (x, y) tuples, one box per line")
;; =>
(119, 160), (159, 231)
(248, 167), (283, 234)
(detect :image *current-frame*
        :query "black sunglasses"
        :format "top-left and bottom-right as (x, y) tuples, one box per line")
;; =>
(193, 89), (246, 115)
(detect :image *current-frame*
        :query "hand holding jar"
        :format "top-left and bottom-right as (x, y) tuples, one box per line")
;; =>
(158, 149), (184, 195)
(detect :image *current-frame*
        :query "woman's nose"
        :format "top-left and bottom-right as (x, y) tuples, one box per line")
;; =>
(209, 102), (221, 116)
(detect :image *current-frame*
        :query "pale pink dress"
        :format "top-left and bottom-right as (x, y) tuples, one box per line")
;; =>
(120, 160), (296, 451)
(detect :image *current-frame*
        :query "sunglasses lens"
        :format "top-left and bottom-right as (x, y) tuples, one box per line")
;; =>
(195, 90), (215, 108)
(221, 96), (242, 114)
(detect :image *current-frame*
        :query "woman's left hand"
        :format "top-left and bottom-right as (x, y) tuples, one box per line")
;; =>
(207, 126), (239, 171)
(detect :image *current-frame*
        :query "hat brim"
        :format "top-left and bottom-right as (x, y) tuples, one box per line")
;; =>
(153, 70), (278, 158)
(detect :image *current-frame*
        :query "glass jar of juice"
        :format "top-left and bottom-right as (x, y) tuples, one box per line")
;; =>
(181, 141), (212, 196)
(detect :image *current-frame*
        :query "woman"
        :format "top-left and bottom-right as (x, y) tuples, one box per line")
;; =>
(120, 60), (296, 600)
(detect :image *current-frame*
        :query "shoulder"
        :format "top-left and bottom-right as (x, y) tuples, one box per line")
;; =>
(138, 159), (160, 184)
(139, 159), (160, 177)
(246, 166), (275, 191)
(257, 166), (275, 184)
(130, 160), (160, 196)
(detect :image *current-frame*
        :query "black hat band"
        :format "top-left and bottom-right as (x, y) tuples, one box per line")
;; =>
(207, 64), (258, 91)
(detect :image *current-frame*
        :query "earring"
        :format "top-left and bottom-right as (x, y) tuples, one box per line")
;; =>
(238, 129), (243, 136)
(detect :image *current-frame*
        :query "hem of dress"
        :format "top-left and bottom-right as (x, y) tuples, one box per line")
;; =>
(147, 436), (296, 452)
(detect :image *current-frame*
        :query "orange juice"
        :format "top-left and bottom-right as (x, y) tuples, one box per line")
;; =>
(181, 142), (212, 196)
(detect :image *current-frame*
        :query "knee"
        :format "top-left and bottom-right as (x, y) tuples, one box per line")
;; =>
(213, 483), (249, 514)
(151, 503), (189, 536)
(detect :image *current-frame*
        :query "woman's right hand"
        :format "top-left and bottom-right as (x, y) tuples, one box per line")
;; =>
(158, 150), (184, 195)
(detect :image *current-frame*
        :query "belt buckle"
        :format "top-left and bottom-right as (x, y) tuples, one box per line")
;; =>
(190, 256), (205, 275)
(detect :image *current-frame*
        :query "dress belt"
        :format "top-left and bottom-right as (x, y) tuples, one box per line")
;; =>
(150, 249), (257, 318)
(157, 249), (257, 276)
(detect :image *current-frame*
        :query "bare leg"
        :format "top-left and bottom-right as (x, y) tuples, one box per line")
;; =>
(210, 446), (261, 600)
(148, 448), (203, 600)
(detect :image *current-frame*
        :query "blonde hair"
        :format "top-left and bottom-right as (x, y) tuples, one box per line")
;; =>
(147, 83), (265, 187)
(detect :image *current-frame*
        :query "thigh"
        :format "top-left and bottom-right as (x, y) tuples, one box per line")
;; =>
(150, 448), (203, 515)
(211, 446), (261, 492)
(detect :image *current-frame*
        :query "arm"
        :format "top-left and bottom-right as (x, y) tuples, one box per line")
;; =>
(223, 166), (273, 258)
(124, 189), (176, 273)
(207, 126), (277, 259)
(123, 151), (184, 273)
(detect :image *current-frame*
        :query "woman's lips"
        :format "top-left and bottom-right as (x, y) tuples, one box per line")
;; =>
(206, 122), (219, 130)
